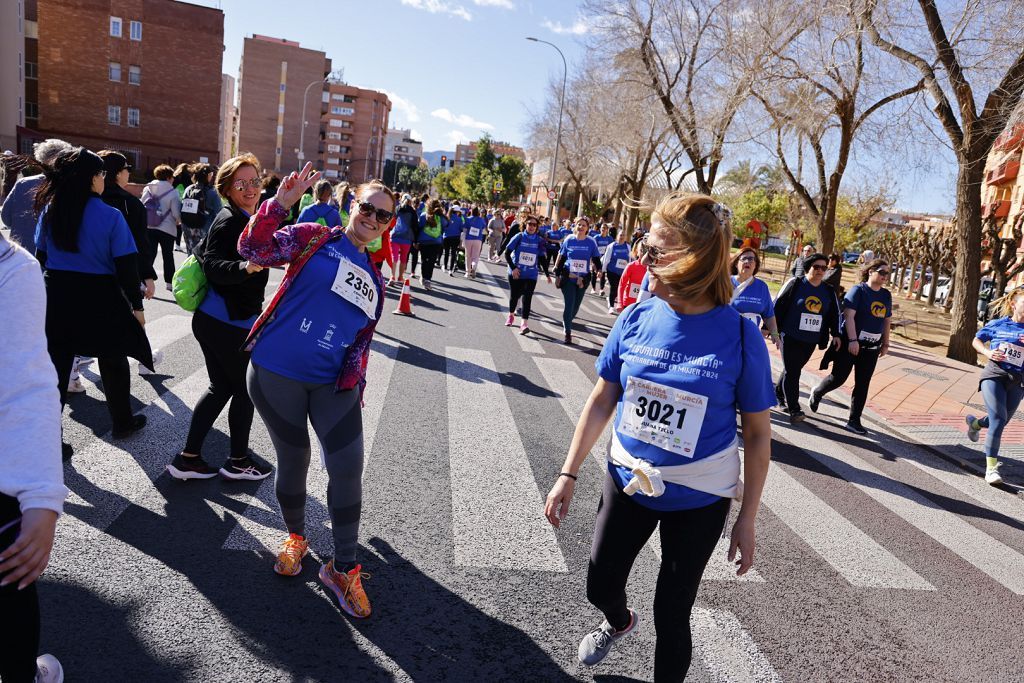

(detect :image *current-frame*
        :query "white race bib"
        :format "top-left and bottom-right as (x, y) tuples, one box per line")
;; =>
(629, 283), (641, 299)
(469, 228), (480, 237)
(1001, 342), (1024, 367)
(742, 312), (761, 326)
(858, 330), (882, 344)
(569, 258), (587, 275)
(598, 245), (609, 255)
(181, 198), (199, 214)
(618, 376), (708, 458)
(615, 258), (628, 270)
(799, 313), (822, 333)
(518, 251), (537, 267)
(331, 258), (377, 320)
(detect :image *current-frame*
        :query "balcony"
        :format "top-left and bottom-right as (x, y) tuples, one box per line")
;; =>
(986, 159), (1020, 186)
(995, 124), (1024, 152)
(982, 200), (1011, 219)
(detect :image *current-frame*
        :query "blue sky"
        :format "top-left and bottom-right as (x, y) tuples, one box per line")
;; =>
(191, 0), (952, 213)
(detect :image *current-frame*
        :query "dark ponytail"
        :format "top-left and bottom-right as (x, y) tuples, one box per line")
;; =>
(33, 148), (105, 253)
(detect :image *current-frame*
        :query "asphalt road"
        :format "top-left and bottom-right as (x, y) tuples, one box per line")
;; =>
(42, 252), (1024, 682)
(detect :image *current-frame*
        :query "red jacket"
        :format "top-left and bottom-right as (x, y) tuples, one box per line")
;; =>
(618, 260), (647, 308)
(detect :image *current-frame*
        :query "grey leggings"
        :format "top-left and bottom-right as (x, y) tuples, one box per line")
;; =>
(247, 363), (364, 565)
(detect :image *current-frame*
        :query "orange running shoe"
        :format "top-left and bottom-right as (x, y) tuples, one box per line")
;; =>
(274, 533), (308, 576)
(319, 560), (372, 619)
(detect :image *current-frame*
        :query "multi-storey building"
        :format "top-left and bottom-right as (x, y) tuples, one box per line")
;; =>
(1, 0), (26, 153)
(320, 80), (391, 182)
(455, 139), (526, 166)
(236, 35), (331, 174)
(384, 128), (422, 167)
(219, 73), (236, 163)
(23, 0), (38, 136)
(27, 0), (223, 173)
(981, 123), (1024, 286)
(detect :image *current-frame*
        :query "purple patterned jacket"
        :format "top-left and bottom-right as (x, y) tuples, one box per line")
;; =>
(238, 198), (386, 397)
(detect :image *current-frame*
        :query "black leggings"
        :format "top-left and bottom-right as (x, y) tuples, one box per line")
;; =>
(606, 272), (622, 308)
(0, 494), (40, 683)
(587, 476), (730, 682)
(418, 243), (442, 281)
(184, 310), (254, 459)
(442, 236), (462, 272)
(508, 276), (537, 319)
(150, 229), (176, 284)
(409, 245), (419, 274)
(50, 348), (133, 427)
(776, 336), (817, 413)
(813, 344), (880, 421)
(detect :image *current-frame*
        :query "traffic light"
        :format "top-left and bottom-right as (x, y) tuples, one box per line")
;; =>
(441, 155), (447, 167)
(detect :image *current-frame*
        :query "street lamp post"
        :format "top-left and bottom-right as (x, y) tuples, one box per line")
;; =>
(527, 36), (567, 221)
(298, 77), (327, 167)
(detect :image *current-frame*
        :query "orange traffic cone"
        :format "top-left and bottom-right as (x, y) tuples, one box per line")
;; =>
(393, 278), (415, 316)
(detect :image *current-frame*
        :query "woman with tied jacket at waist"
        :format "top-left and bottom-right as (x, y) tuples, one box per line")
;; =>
(34, 148), (153, 456)
(166, 154), (272, 482)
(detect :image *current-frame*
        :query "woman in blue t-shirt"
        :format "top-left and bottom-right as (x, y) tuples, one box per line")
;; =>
(441, 206), (465, 275)
(554, 219), (603, 344)
(503, 215), (543, 334)
(462, 207), (487, 278)
(729, 247), (780, 347)
(966, 287), (1024, 485)
(544, 193), (773, 680)
(296, 180), (343, 228)
(808, 259), (892, 435)
(601, 230), (633, 314)
(590, 224), (615, 296)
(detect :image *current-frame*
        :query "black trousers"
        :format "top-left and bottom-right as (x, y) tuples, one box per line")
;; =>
(776, 337), (817, 413)
(409, 245), (419, 274)
(418, 243), (442, 281)
(508, 276), (537, 319)
(587, 476), (730, 682)
(184, 310), (254, 459)
(442, 236), (462, 272)
(606, 271), (622, 308)
(591, 270), (606, 291)
(0, 493), (40, 683)
(150, 229), (177, 284)
(814, 344), (880, 421)
(51, 348), (133, 427)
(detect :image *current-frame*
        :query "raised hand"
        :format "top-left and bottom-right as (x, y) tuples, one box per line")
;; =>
(275, 162), (321, 210)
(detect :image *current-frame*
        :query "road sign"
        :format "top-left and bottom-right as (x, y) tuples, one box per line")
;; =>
(493, 180), (504, 191)
(547, 190), (557, 200)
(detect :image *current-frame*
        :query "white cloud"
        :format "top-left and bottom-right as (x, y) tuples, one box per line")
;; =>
(383, 90), (421, 123)
(431, 108), (495, 131)
(472, 0), (514, 8)
(541, 17), (588, 35)
(410, 129), (424, 142)
(400, 0), (472, 21)
(446, 130), (467, 148)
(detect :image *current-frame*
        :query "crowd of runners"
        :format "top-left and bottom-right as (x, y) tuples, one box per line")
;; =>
(1, 140), (1021, 683)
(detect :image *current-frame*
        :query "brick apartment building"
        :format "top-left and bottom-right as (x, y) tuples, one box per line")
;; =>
(219, 73), (236, 162)
(1, 0), (26, 153)
(982, 123), (1024, 287)
(236, 35), (331, 174)
(320, 80), (391, 182)
(24, 0), (224, 174)
(454, 139), (526, 166)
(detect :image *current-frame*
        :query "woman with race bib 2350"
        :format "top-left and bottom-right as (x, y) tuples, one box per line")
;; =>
(544, 192), (773, 681)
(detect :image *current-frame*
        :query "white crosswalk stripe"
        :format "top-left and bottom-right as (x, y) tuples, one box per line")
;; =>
(474, 261), (545, 354)
(446, 346), (567, 572)
(693, 608), (783, 683)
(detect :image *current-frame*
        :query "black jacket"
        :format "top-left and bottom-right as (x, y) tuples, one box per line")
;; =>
(102, 184), (157, 282)
(773, 276), (841, 349)
(201, 204), (270, 321)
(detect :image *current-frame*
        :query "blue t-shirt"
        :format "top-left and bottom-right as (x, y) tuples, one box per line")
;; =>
(252, 235), (380, 383)
(844, 283), (891, 344)
(597, 298), (775, 511)
(595, 234), (614, 256)
(731, 276), (775, 327)
(560, 237), (601, 275)
(606, 242), (632, 275)
(781, 278), (834, 344)
(976, 317), (1024, 375)
(199, 287), (259, 330)
(391, 210), (416, 244)
(506, 231), (543, 280)
(445, 214), (465, 239)
(546, 228), (565, 248)
(638, 271), (652, 302)
(463, 216), (486, 241)
(296, 203), (343, 228)
(417, 214), (446, 245)
(35, 196), (137, 274)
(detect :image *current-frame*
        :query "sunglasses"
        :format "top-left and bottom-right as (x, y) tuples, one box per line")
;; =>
(739, 256), (756, 263)
(357, 201), (394, 225)
(874, 269), (891, 276)
(809, 264), (827, 272)
(640, 238), (673, 263)
(231, 178), (261, 191)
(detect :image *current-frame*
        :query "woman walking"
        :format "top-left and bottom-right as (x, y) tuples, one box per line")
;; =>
(463, 207), (486, 278)
(416, 200), (446, 290)
(544, 192), (773, 681)
(966, 287), (1024, 485)
(442, 206), (464, 275)
(166, 154), (272, 481)
(180, 163), (223, 254)
(554, 219), (602, 345)
(390, 194), (418, 285)
(486, 209), (506, 262)
(616, 241), (647, 311)
(503, 214), (542, 334)
(772, 252), (841, 423)
(591, 223), (615, 296)
(141, 164), (182, 292)
(730, 247), (781, 348)
(601, 230), (632, 314)
(808, 259), (891, 435)
(239, 164), (391, 619)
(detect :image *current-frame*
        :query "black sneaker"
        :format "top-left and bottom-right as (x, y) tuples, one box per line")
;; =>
(844, 420), (868, 435)
(220, 456), (273, 481)
(789, 410), (806, 425)
(166, 452), (219, 480)
(809, 390), (822, 413)
(775, 384), (787, 408)
(111, 414), (147, 438)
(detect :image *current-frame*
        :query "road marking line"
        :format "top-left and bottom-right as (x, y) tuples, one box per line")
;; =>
(446, 347), (567, 572)
(692, 608), (782, 683)
(475, 262), (546, 354)
(777, 423), (1024, 594)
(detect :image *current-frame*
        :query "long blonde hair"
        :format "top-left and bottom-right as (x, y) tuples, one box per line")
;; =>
(996, 287), (1024, 318)
(648, 192), (733, 306)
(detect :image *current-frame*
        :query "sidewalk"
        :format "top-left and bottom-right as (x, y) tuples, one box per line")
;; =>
(766, 338), (1024, 490)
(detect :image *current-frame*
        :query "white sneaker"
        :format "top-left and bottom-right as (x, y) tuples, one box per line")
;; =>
(608, 306), (617, 315)
(139, 349), (164, 376)
(985, 462), (1003, 486)
(67, 378), (86, 393)
(35, 654), (64, 683)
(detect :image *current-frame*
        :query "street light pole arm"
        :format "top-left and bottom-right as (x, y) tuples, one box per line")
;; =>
(298, 77), (327, 167)
(527, 37), (568, 221)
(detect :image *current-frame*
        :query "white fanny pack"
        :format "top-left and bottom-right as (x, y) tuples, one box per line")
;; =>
(607, 431), (742, 500)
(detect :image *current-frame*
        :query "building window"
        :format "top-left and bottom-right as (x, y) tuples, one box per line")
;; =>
(327, 144), (340, 153)
(327, 157), (340, 165)
(128, 65), (141, 85)
(108, 105), (121, 125)
(129, 20), (142, 41)
(324, 169), (339, 178)
(276, 125), (283, 134)
(279, 84), (286, 92)
(331, 93), (345, 101)
(127, 107), (140, 127)
(26, 102), (38, 119)
(339, 146), (351, 154)
(329, 119), (343, 127)
(109, 62), (121, 81)
(327, 131), (341, 140)
(343, 95), (356, 103)
(331, 106), (354, 116)
(110, 16), (122, 37)
(25, 61), (37, 80)
(275, 147), (282, 155)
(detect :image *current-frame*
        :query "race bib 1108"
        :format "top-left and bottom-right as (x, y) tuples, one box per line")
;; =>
(799, 313), (822, 333)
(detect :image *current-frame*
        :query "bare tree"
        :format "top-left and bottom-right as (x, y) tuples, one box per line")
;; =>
(981, 211), (1024, 301)
(863, 0), (1024, 362)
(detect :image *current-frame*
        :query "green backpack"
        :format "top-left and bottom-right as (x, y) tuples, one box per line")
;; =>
(172, 254), (208, 312)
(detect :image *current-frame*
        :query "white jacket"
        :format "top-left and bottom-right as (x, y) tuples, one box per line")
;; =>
(141, 179), (181, 236)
